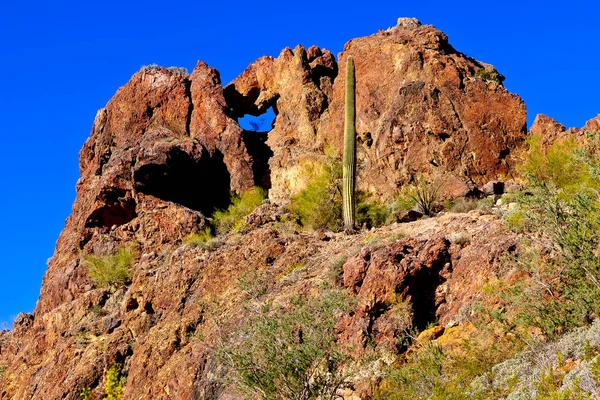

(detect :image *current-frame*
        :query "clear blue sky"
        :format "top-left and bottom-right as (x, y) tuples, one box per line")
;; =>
(0, 1), (597, 326)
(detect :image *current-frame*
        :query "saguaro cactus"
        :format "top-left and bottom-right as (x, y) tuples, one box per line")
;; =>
(343, 56), (356, 231)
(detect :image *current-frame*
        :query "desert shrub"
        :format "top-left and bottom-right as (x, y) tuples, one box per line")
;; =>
(475, 68), (502, 84)
(213, 187), (266, 235)
(289, 155), (404, 230)
(519, 134), (598, 195)
(220, 290), (353, 400)
(80, 363), (124, 400)
(82, 246), (136, 288)
(104, 363), (124, 400)
(515, 188), (600, 336)
(393, 186), (419, 212)
(476, 196), (495, 210)
(447, 197), (479, 213)
(289, 160), (343, 231)
(446, 196), (495, 213)
(326, 255), (348, 286)
(376, 332), (522, 400)
(166, 66), (188, 74)
(382, 184), (431, 222)
(505, 208), (526, 232)
(356, 196), (391, 228)
(80, 387), (93, 400)
(385, 180), (441, 218)
(184, 227), (212, 245)
(183, 228), (223, 251)
(237, 270), (269, 300)
(140, 64), (188, 74)
(496, 132), (600, 337)
(140, 63), (159, 71)
(406, 181), (440, 216)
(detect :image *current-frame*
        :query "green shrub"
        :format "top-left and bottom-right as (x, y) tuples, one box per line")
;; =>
(104, 363), (123, 400)
(220, 290), (353, 400)
(80, 387), (93, 400)
(408, 181), (440, 216)
(475, 68), (502, 84)
(386, 181), (441, 218)
(80, 363), (124, 400)
(504, 209), (525, 232)
(289, 155), (401, 230)
(183, 228), (223, 251)
(326, 255), (348, 286)
(213, 187), (266, 235)
(519, 134), (597, 195)
(184, 227), (212, 245)
(447, 197), (479, 213)
(289, 160), (343, 231)
(356, 196), (391, 228)
(415, 182), (440, 216)
(393, 186), (419, 212)
(82, 246), (136, 288)
(376, 333), (521, 400)
(496, 132), (600, 337)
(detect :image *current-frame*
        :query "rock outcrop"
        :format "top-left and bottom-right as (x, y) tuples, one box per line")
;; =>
(529, 112), (600, 148)
(224, 44), (337, 202)
(0, 206), (518, 399)
(226, 18), (527, 202)
(340, 212), (515, 354)
(318, 20), (527, 198)
(0, 18), (545, 399)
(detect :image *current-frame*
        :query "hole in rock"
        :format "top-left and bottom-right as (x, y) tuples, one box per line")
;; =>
(85, 189), (137, 228)
(239, 106), (276, 190)
(134, 147), (231, 216)
(144, 301), (155, 314)
(125, 297), (139, 311)
(406, 255), (449, 331)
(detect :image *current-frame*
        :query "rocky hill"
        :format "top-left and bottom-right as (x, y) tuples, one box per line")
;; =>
(1, 18), (598, 400)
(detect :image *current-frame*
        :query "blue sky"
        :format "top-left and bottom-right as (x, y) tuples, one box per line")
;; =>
(0, 1), (598, 326)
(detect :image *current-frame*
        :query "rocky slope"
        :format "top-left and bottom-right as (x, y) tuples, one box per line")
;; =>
(0, 17), (587, 399)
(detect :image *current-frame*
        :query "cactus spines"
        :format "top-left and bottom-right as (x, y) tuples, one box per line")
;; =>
(343, 56), (356, 231)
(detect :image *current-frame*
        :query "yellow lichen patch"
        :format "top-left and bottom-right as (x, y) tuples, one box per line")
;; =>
(417, 325), (445, 342)
(433, 321), (477, 354)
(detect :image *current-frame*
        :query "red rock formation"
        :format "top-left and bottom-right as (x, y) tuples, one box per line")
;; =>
(225, 44), (337, 202)
(319, 19), (527, 199)
(583, 114), (600, 133)
(0, 65), (250, 399)
(0, 19), (549, 400)
(528, 113), (600, 150)
(227, 18), (527, 202)
(340, 212), (516, 354)
(188, 61), (254, 192)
